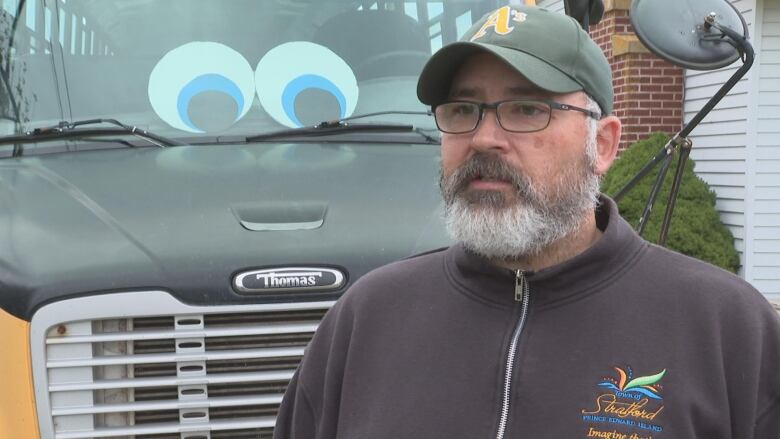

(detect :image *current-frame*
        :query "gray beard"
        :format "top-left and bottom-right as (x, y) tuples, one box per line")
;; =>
(440, 144), (601, 261)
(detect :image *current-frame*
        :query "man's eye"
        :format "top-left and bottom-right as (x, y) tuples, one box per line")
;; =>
(451, 104), (476, 116)
(521, 105), (541, 116)
(507, 103), (545, 117)
(503, 102), (549, 117)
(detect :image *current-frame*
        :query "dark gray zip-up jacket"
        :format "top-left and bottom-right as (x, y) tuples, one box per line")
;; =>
(274, 197), (780, 438)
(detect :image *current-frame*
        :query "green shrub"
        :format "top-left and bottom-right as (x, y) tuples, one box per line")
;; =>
(601, 132), (741, 273)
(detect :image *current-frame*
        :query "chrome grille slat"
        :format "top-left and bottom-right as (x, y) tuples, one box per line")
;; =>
(46, 322), (320, 344)
(46, 346), (307, 368)
(31, 292), (334, 439)
(54, 416), (278, 439)
(51, 394), (284, 416)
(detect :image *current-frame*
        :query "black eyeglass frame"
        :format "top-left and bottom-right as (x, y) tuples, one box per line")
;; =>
(432, 98), (602, 134)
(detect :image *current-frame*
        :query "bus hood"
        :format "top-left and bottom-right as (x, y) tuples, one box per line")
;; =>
(0, 142), (451, 320)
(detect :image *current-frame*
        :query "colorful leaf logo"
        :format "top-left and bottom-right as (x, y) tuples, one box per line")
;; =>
(598, 366), (665, 400)
(625, 369), (666, 391)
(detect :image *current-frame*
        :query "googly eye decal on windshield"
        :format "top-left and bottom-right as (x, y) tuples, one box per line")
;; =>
(255, 42), (358, 128)
(148, 42), (255, 133)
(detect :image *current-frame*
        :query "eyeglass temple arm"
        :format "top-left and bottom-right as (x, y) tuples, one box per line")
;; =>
(553, 102), (601, 120)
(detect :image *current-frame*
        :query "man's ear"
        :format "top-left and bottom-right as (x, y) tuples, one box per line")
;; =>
(594, 115), (621, 176)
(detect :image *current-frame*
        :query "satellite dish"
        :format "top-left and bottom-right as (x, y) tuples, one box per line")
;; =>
(631, 0), (748, 70)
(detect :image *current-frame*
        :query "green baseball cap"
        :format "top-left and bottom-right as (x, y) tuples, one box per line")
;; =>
(417, 4), (613, 115)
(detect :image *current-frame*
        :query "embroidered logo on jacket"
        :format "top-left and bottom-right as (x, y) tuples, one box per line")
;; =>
(581, 366), (666, 437)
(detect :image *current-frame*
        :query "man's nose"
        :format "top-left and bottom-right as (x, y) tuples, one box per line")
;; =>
(470, 108), (509, 153)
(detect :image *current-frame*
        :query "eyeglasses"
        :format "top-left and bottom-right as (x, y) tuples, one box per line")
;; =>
(432, 99), (601, 134)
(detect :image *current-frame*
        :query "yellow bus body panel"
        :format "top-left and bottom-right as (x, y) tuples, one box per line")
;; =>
(0, 308), (39, 438)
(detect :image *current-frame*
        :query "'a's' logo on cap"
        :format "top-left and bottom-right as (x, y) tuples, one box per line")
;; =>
(470, 6), (528, 42)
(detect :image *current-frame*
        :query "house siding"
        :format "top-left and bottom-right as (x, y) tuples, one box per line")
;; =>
(684, 0), (755, 279)
(754, 0), (780, 300)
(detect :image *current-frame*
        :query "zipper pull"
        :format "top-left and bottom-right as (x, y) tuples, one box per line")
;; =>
(515, 270), (528, 302)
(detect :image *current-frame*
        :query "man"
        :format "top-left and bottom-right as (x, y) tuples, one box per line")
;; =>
(274, 5), (780, 438)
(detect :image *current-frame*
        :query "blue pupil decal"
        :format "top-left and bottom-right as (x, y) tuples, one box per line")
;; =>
(282, 74), (347, 127)
(177, 74), (244, 131)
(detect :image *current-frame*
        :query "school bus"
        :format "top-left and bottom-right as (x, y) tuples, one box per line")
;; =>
(0, 1), (507, 437)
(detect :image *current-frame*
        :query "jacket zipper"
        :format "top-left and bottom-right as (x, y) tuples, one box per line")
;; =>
(495, 269), (531, 439)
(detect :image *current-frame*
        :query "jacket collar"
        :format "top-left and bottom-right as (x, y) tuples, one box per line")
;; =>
(444, 195), (647, 308)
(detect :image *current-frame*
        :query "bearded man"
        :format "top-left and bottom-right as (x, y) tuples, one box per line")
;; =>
(274, 5), (780, 439)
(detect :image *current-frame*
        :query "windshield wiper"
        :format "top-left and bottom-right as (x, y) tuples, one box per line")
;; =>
(245, 110), (438, 144)
(336, 110), (432, 123)
(2, 119), (184, 157)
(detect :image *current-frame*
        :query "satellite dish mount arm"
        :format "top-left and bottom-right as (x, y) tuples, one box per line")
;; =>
(613, 12), (754, 245)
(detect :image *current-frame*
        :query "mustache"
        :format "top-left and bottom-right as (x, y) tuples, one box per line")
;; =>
(441, 153), (534, 199)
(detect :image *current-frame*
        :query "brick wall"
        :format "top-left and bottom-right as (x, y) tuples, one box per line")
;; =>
(588, 0), (685, 152)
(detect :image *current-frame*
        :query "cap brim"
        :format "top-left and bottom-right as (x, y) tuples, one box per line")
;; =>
(417, 42), (583, 105)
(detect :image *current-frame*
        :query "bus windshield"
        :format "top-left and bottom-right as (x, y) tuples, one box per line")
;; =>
(0, 0), (500, 143)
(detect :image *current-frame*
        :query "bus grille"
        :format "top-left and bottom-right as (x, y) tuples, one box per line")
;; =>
(38, 296), (332, 439)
